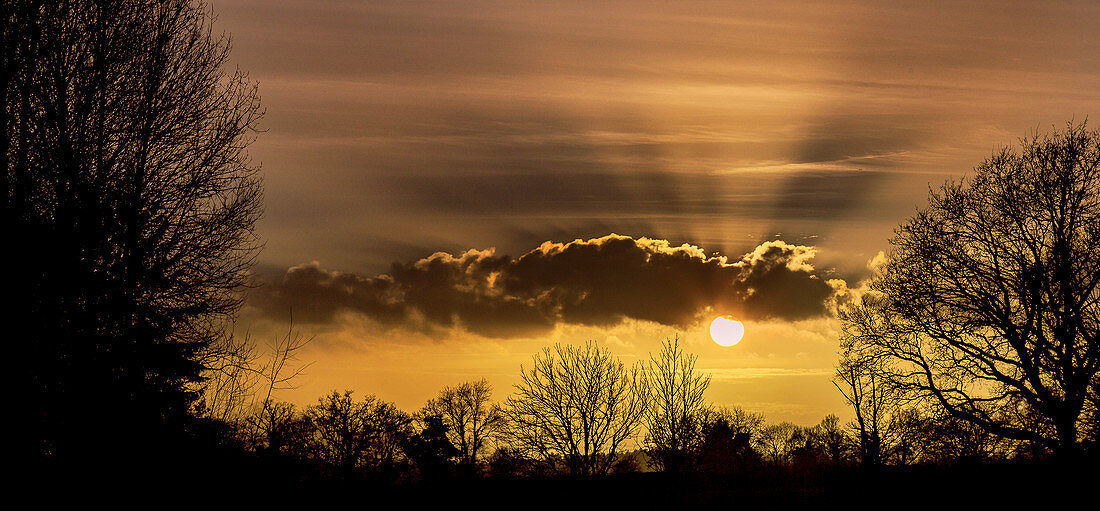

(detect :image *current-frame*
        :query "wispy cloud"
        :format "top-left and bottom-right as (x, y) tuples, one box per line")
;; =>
(218, 0), (1100, 277)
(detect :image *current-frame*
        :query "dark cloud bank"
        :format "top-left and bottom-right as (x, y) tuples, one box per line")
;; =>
(248, 235), (840, 338)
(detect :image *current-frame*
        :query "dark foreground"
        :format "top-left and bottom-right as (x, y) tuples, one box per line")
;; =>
(25, 454), (1098, 508)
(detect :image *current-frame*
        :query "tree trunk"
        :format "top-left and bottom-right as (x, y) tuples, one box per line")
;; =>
(1054, 413), (1080, 462)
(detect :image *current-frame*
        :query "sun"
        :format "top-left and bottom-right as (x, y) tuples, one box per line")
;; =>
(709, 316), (745, 347)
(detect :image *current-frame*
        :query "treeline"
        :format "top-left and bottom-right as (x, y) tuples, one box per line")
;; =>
(193, 337), (1068, 485)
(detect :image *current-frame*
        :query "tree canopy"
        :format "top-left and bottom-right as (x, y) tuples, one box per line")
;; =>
(4, 0), (263, 461)
(840, 122), (1100, 458)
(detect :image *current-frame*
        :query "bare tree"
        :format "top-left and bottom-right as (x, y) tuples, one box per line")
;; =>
(833, 345), (898, 467)
(240, 325), (312, 449)
(920, 408), (1008, 464)
(815, 414), (850, 466)
(886, 407), (928, 465)
(194, 331), (262, 426)
(703, 406), (765, 439)
(5, 0), (263, 458)
(640, 335), (711, 473)
(420, 378), (503, 466)
(309, 390), (411, 477)
(246, 400), (315, 458)
(309, 390), (370, 476)
(360, 400), (413, 473)
(502, 341), (647, 477)
(840, 122), (1100, 459)
(197, 323), (311, 427)
(755, 421), (801, 465)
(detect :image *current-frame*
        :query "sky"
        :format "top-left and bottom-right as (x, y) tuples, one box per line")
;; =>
(215, 0), (1100, 425)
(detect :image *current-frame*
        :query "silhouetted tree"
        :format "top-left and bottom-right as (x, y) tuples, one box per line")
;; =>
(502, 341), (647, 477)
(755, 422), (801, 466)
(420, 378), (503, 467)
(695, 412), (761, 474)
(885, 407), (927, 465)
(486, 446), (553, 478)
(362, 400), (414, 477)
(921, 409), (1007, 464)
(833, 347), (898, 467)
(247, 400), (315, 459)
(309, 390), (411, 478)
(704, 406), (766, 439)
(310, 391), (368, 476)
(839, 122), (1100, 460)
(200, 324), (311, 431)
(5, 0), (263, 463)
(790, 425), (828, 468)
(402, 414), (459, 480)
(641, 335), (711, 473)
(815, 414), (850, 466)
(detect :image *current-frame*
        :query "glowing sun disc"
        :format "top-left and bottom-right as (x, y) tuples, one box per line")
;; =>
(710, 316), (745, 347)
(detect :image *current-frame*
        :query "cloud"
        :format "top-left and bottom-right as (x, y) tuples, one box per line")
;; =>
(826, 250), (888, 314)
(248, 234), (837, 338)
(220, 0), (1100, 283)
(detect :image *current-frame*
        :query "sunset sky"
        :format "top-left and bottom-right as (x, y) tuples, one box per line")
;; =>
(216, 0), (1100, 424)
